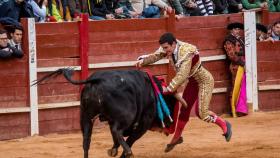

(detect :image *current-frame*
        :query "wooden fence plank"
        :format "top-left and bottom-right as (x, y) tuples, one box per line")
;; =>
(38, 83), (79, 96)
(175, 13), (243, 29)
(88, 18), (166, 32)
(89, 30), (165, 43)
(36, 22), (79, 35)
(39, 94), (80, 104)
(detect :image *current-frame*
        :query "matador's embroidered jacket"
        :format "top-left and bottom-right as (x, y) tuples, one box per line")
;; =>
(142, 40), (201, 92)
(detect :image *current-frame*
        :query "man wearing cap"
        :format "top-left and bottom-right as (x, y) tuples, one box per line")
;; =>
(223, 22), (245, 78)
(136, 32), (232, 153)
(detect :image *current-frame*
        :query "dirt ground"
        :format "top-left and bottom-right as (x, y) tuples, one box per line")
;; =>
(1, 111), (280, 158)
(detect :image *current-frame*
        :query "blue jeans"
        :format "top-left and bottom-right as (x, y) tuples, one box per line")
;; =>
(89, 16), (105, 20)
(141, 5), (160, 18)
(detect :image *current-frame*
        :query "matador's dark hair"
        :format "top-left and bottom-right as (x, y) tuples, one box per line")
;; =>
(159, 32), (177, 45)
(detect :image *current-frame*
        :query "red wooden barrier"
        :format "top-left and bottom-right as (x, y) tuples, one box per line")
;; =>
(1, 11), (278, 140)
(261, 9), (280, 25)
(257, 41), (280, 111)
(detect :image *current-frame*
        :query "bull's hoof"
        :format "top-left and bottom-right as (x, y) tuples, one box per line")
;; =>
(120, 152), (134, 158)
(124, 152), (134, 158)
(164, 136), (183, 153)
(107, 148), (118, 157)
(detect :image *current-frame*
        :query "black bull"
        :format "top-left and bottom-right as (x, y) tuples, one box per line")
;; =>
(33, 68), (177, 158)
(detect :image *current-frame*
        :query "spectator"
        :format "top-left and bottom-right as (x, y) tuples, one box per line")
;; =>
(0, 17), (21, 28)
(269, 20), (280, 41)
(105, 0), (140, 19)
(241, 0), (268, 10)
(0, 0), (34, 22)
(268, 0), (280, 12)
(88, 0), (114, 20)
(195, 0), (214, 16)
(80, 0), (89, 13)
(28, 0), (47, 22)
(8, 25), (23, 51)
(256, 23), (269, 41)
(228, 0), (243, 13)
(47, 0), (64, 22)
(0, 30), (23, 59)
(115, 0), (141, 18)
(213, 0), (229, 14)
(223, 22), (247, 117)
(180, 0), (201, 16)
(162, 0), (185, 16)
(67, 0), (82, 20)
(131, 0), (171, 18)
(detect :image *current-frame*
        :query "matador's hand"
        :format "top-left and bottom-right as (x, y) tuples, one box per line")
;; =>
(135, 60), (143, 68)
(174, 92), (188, 108)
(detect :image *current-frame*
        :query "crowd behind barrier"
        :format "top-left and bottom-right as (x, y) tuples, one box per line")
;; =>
(0, 0), (280, 22)
(0, 10), (279, 140)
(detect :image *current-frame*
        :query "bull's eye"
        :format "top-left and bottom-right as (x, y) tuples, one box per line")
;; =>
(121, 78), (125, 82)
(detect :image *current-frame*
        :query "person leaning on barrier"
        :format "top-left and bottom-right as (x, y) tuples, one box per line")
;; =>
(269, 20), (280, 41)
(227, 0), (244, 13)
(241, 0), (268, 10)
(256, 23), (269, 41)
(131, 0), (172, 18)
(0, 0), (34, 22)
(267, 0), (280, 12)
(180, 0), (202, 16)
(0, 30), (23, 59)
(8, 25), (23, 51)
(223, 22), (247, 116)
(136, 32), (232, 153)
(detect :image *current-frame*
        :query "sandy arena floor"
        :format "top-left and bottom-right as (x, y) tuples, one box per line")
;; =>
(1, 111), (280, 158)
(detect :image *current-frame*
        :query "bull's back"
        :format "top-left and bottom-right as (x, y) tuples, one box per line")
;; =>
(90, 70), (155, 123)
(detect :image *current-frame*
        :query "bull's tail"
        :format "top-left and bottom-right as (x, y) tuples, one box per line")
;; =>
(32, 68), (90, 86)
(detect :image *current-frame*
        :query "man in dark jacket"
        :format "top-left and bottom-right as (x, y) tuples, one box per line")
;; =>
(0, 0), (34, 22)
(0, 30), (23, 59)
(88, 0), (114, 20)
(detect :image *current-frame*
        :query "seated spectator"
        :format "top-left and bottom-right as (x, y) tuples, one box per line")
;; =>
(47, 0), (64, 22)
(213, 0), (229, 14)
(0, 0), (34, 22)
(268, 20), (280, 41)
(0, 17), (21, 28)
(195, 0), (214, 16)
(8, 25), (23, 51)
(162, 0), (185, 16)
(180, 0), (202, 16)
(107, 0), (140, 19)
(88, 0), (114, 20)
(256, 23), (269, 41)
(67, 0), (82, 21)
(268, 0), (280, 12)
(131, 0), (172, 18)
(28, 0), (47, 22)
(228, 0), (244, 13)
(241, 0), (268, 10)
(0, 30), (23, 59)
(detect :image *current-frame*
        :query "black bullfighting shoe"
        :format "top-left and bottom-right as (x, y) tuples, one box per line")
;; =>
(164, 136), (183, 153)
(223, 120), (232, 142)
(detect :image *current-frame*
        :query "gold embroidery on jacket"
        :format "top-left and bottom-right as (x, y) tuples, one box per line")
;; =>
(167, 42), (200, 92)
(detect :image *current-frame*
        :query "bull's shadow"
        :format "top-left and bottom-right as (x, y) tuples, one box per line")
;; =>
(33, 68), (177, 158)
